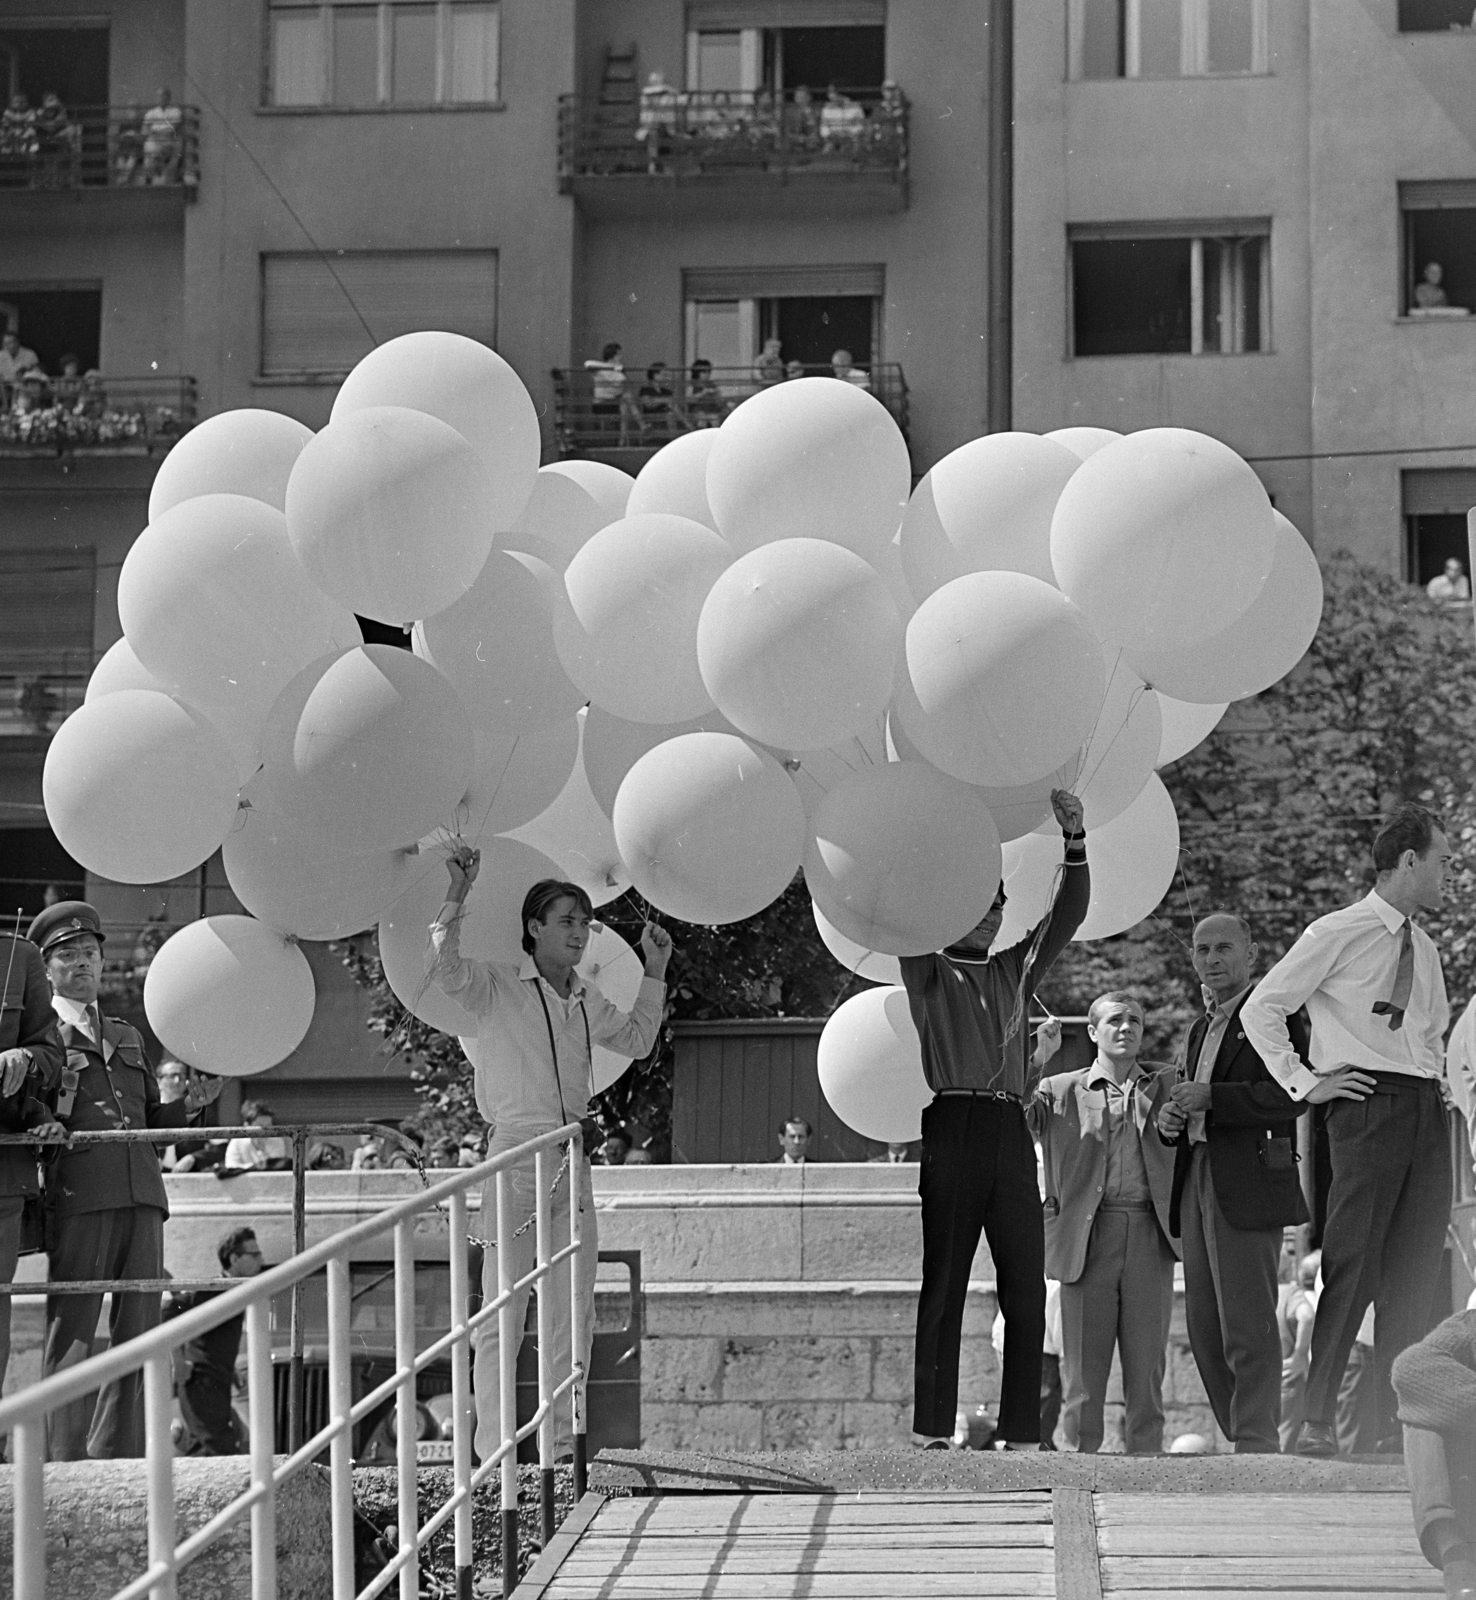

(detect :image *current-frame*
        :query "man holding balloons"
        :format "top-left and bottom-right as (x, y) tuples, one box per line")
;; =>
(900, 789), (1087, 1450)
(428, 848), (671, 1465)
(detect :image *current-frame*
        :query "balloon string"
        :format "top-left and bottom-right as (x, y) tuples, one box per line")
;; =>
(1001, 858), (1067, 1048)
(1074, 681), (1148, 797)
(1176, 855), (1200, 930)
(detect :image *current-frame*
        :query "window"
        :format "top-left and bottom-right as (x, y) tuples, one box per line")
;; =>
(267, 2), (500, 107)
(260, 250), (497, 376)
(682, 263), (884, 376)
(1071, 0), (1268, 79)
(684, 2), (886, 91)
(1398, 0), (1476, 30)
(1402, 183), (1476, 319)
(1070, 226), (1269, 356)
(1403, 470), (1476, 591)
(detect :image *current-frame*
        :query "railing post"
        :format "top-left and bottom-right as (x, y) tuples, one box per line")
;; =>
(496, 1167), (519, 1597)
(569, 1135), (588, 1501)
(534, 1146), (556, 1548)
(12, 1418), (45, 1600)
(247, 1297), (278, 1600)
(289, 1126), (307, 1454)
(449, 1189), (475, 1600)
(327, 1255), (356, 1600)
(395, 1219), (419, 1600)
(145, 1349), (178, 1600)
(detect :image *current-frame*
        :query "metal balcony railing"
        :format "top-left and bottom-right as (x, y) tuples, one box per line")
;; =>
(0, 102), (199, 191)
(0, 649), (95, 737)
(557, 85), (907, 190)
(0, 374), (196, 457)
(551, 361), (910, 454)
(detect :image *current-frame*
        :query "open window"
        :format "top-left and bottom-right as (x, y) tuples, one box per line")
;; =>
(1070, 0), (1267, 79)
(683, 263), (883, 377)
(0, 22), (108, 107)
(0, 285), (102, 373)
(1070, 225), (1269, 356)
(1397, 0), (1476, 31)
(1402, 183), (1476, 320)
(1404, 469), (1476, 594)
(684, 2), (886, 92)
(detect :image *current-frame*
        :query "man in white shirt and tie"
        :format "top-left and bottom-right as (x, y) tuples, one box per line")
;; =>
(1242, 803), (1453, 1458)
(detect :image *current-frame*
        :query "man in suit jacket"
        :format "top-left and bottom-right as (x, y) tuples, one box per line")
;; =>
(1028, 992), (1179, 1453)
(30, 901), (221, 1459)
(1159, 914), (1310, 1454)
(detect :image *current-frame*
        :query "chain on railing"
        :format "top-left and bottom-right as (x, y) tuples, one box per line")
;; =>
(0, 1120), (588, 1600)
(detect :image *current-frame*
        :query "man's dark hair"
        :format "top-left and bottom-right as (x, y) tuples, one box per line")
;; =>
(218, 1226), (257, 1271)
(520, 880), (595, 954)
(779, 1117), (813, 1137)
(1087, 990), (1145, 1028)
(1373, 803), (1445, 873)
(600, 341), (621, 361)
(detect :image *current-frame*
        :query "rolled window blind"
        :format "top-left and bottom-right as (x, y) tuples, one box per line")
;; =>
(0, 548), (95, 675)
(683, 262), (884, 299)
(1403, 468), (1476, 516)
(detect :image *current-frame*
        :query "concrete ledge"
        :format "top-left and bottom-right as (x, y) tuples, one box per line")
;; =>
(0, 1457), (330, 1599)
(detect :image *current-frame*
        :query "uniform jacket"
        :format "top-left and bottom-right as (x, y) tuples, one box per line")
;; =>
(1027, 1062), (1180, 1285)
(0, 938), (64, 1198)
(1167, 997), (1311, 1237)
(48, 1010), (190, 1218)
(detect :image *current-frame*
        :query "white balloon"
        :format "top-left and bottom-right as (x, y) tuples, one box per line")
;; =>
(869, 536), (917, 625)
(1072, 774), (1181, 942)
(817, 987), (931, 1143)
(1126, 512), (1324, 703)
(378, 837), (562, 1035)
(976, 755), (1082, 843)
(332, 331), (540, 532)
(775, 720), (890, 821)
(555, 513), (733, 724)
(541, 460), (634, 525)
(627, 430), (720, 528)
(458, 718), (580, 837)
(1155, 696), (1228, 766)
(612, 732), (806, 925)
(1045, 426), (1122, 462)
(285, 405), (498, 626)
(706, 377), (910, 561)
(581, 705), (736, 817)
(805, 761), (1002, 957)
(497, 466), (611, 569)
(86, 638), (166, 702)
(900, 432), (1079, 600)
(812, 900), (903, 986)
(147, 409), (315, 520)
(43, 692), (241, 885)
(1057, 649), (1163, 830)
(995, 831), (1065, 953)
(144, 915), (315, 1076)
(697, 539), (901, 751)
(1050, 428), (1276, 654)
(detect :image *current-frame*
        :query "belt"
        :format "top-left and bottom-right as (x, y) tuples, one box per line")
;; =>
(1098, 1200), (1154, 1212)
(1365, 1071), (1441, 1094)
(934, 1088), (1022, 1105)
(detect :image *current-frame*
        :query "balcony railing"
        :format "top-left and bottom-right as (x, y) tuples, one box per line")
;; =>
(551, 361), (910, 455)
(558, 85), (907, 198)
(0, 374), (196, 457)
(0, 651), (95, 737)
(0, 102), (200, 192)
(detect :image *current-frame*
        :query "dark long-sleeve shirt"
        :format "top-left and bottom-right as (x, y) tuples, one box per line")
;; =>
(899, 835), (1089, 1097)
(0, 937), (64, 1197)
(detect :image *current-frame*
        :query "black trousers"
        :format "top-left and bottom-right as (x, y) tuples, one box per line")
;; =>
(914, 1096), (1044, 1442)
(1305, 1078), (1451, 1438)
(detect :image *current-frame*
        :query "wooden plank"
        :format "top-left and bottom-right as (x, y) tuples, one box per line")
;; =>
(554, 1549), (1054, 1574)
(1094, 1492), (1413, 1522)
(511, 1492), (608, 1600)
(592, 1493), (1052, 1523)
(1103, 1592), (1434, 1600)
(575, 1527), (1053, 1550)
(1098, 1556), (1438, 1589)
(1096, 1529), (1424, 1557)
(1053, 1487), (1103, 1600)
(544, 1576), (1056, 1598)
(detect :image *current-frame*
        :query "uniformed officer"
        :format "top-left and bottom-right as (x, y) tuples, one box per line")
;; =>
(0, 923), (64, 1391)
(30, 901), (222, 1460)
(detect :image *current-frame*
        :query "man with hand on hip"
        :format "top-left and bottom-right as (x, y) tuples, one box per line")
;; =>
(426, 848), (670, 1464)
(1242, 802), (1452, 1458)
(1159, 913), (1309, 1454)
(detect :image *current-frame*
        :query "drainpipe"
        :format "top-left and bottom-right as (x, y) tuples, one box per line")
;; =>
(986, 0), (1014, 433)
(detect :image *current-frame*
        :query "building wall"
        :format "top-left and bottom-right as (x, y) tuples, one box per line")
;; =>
(1013, 2), (1315, 537)
(1308, 0), (1476, 570)
(181, 0), (578, 446)
(572, 0), (992, 470)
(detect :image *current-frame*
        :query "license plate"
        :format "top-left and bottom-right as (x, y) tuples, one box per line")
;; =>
(416, 1440), (454, 1462)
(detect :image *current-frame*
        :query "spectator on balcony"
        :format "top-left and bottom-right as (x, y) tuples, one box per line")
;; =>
(113, 118), (143, 186)
(1428, 557), (1472, 602)
(597, 1131), (630, 1166)
(223, 1101), (291, 1171)
(687, 357), (726, 426)
(34, 91), (81, 188)
(636, 70), (680, 172)
(1414, 262), (1451, 311)
(141, 88), (182, 184)
(776, 1117), (812, 1164)
(787, 84), (818, 148)
(0, 329), (40, 400)
(754, 337), (785, 388)
(820, 85), (866, 147)
(638, 361), (678, 434)
(0, 92), (38, 180)
(584, 342), (641, 446)
(785, 358), (807, 380)
(831, 348), (871, 390)
(51, 354), (84, 410)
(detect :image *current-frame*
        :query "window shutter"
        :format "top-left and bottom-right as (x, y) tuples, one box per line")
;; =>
(1403, 468), (1476, 516)
(0, 548), (95, 676)
(687, 1), (885, 27)
(683, 262), (885, 300)
(1400, 180), (1476, 212)
(261, 251), (498, 375)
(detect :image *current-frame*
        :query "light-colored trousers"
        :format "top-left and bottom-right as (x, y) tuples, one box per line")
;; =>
(474, 1130), (596, 1464)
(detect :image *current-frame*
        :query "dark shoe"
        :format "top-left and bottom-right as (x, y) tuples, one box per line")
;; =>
(1444, 1555), (1476, 1599)
(922, 1439), (950, 1450)
(1295, 1419), (1338, 1458)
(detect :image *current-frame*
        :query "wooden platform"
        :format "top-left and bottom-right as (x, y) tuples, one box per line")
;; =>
(514, 1478), (1436, 1599)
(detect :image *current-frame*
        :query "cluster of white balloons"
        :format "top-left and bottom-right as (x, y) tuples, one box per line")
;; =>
(40, 329), (1322, 1100)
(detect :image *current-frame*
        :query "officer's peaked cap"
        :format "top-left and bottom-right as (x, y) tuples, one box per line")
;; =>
(27, 901), (106, 956)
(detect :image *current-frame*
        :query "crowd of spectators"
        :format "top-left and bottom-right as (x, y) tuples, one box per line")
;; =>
(0, 85), (185, 189)
(0, 326), (181, 451)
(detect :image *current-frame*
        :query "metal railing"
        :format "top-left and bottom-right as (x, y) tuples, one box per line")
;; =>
(0, 1120), (588, 1600)
(551, 361), (909, 453)
(0, 375), (197, 457)
(558, 85), (907, 188)
(0, 103), (200, 191)
(0, 649), (95, 736)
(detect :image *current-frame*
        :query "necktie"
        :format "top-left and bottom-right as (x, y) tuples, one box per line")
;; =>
(1372, 919), (1413, 1031)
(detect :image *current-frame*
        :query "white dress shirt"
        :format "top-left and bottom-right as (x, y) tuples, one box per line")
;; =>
(52, 992), (113, 1061)
(1241, 891), (1449, 1101)
(1188, 983), (1253, 1143)
(426, 905), (664, 1136)
(1447, 994), (1476, 1159)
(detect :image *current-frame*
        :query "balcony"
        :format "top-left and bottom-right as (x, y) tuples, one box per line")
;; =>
(0, 375), (196, 458)
(557, 86), (908, 219)
(0, 650), (92, 739)
(550, 362), (909, 469)
(0, 103), (199, 195)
